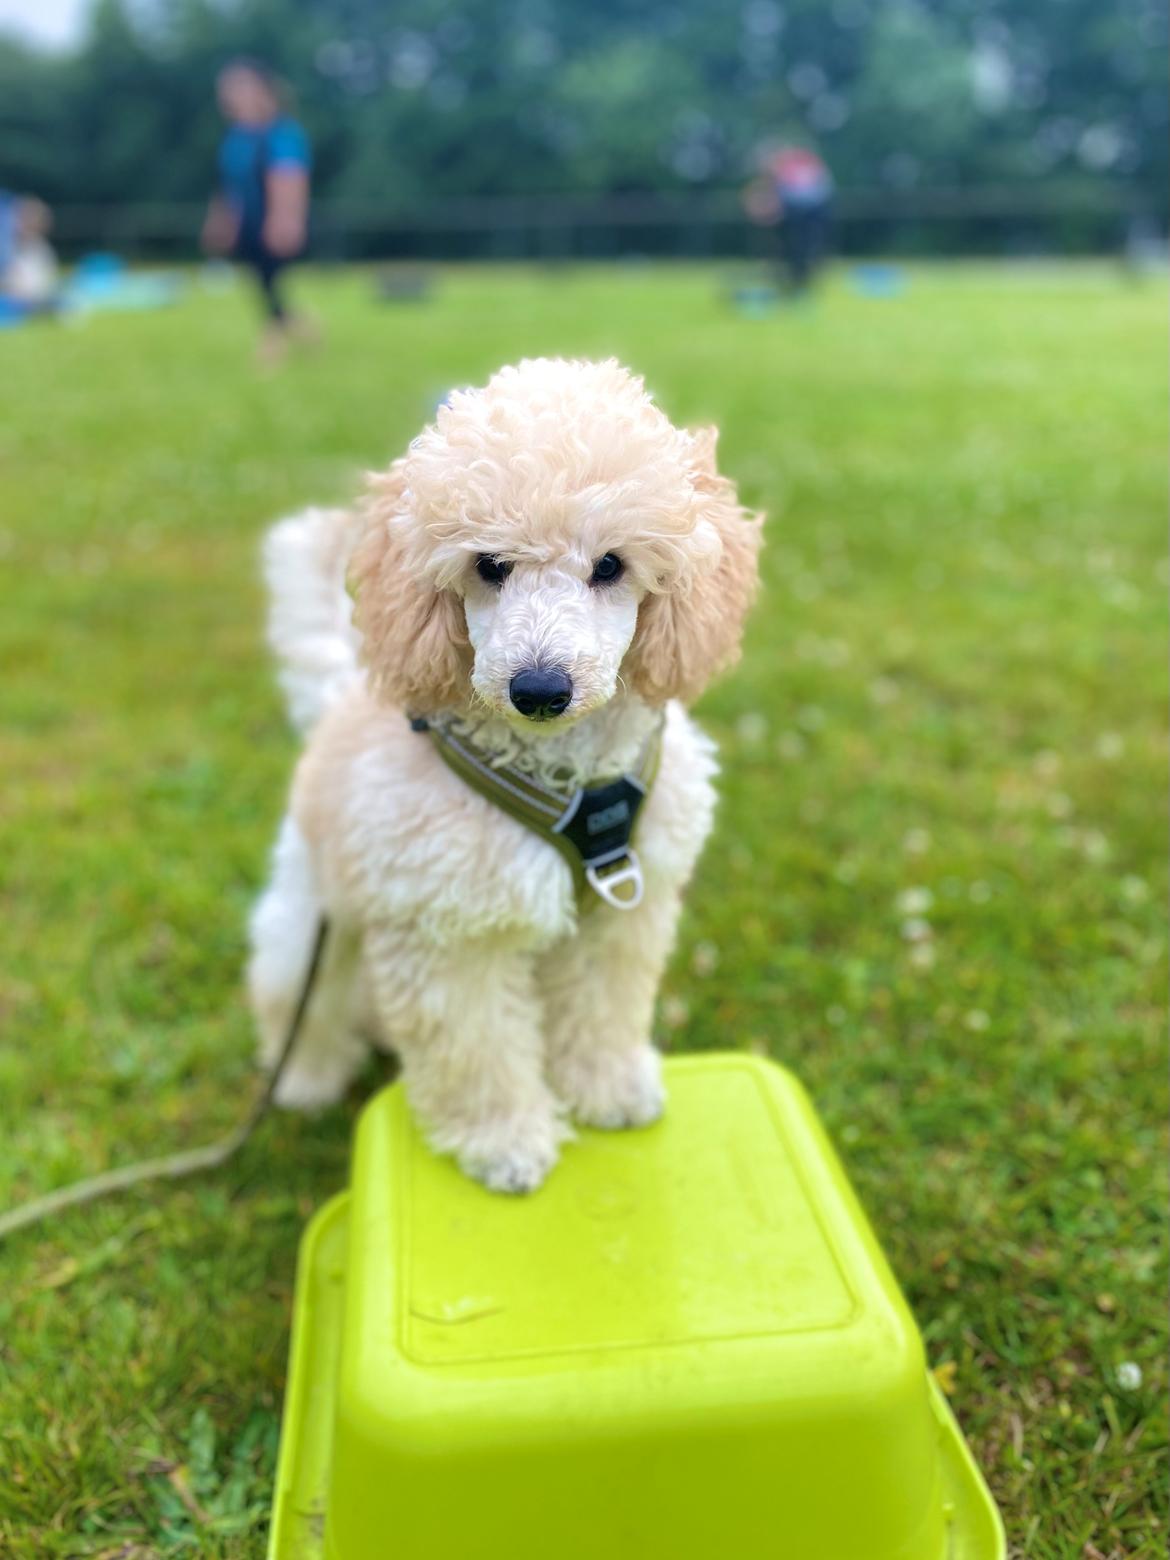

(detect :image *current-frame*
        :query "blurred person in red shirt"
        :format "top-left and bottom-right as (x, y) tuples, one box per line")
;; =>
(744, 144), (834, 295)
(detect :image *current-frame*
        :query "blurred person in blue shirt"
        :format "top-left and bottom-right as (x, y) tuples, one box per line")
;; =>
(202, 59), (315, 364)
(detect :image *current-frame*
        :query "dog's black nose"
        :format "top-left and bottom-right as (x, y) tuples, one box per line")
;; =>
(509, 667), (573, 720)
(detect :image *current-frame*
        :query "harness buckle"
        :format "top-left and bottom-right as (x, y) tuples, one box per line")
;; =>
(585, 850), (644, 910)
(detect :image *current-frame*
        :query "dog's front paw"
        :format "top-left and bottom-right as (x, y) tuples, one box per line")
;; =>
(552, 1044), (666, 1130)
(446, 1110), (571, 1195)
(271, 1058), (354, 1112)
(263, 1030), (369, 1113)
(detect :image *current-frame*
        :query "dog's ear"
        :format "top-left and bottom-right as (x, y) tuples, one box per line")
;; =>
(350, 463), (471, 712)
(623, 427), (763, 706)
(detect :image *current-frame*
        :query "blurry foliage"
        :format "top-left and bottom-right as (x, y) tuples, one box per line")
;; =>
(0, 0), (1166, 212)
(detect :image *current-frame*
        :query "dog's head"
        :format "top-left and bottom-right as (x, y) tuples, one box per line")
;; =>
(353, 358), (762, 723)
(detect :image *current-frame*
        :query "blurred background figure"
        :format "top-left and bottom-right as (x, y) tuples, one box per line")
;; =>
(202, 58), (315, 366)
(0, 193), (60, 318)
(745, 145), (834, 295)
(770, 145), (834, 293)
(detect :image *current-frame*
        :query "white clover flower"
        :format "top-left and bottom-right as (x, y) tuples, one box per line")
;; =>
(1096, 732), (1125, 761)
(902, 828), (931, 855)
(660, 996), (690, 1030)
(909, 943), (937, 971)
(901, 917), (933, 943)
(735, 711), (768, 745)
(691, 940), (719, 977)
(792, 573), (823, 601)
(897, 887), (934, 916)
(964, 1010), (991, 1033)
(1121, 876), (1149, 904)
(1081, 831), (1111, 863)
(1105, 580), (1140, 611)
(1117, 1362), (1143, 1392)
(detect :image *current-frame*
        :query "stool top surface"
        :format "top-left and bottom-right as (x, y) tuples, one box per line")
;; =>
(354, 1053), (897, 1370)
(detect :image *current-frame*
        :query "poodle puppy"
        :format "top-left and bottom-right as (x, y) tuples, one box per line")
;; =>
(248, 358), (762, 1192)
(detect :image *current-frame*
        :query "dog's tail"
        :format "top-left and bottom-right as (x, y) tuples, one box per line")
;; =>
(261, 507), (364, 735)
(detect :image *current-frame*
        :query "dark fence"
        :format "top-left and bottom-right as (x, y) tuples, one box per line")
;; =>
(48, 183), (1162, 263)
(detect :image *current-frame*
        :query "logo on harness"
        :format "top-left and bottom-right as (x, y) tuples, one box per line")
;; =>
(587, 800), (631, 835)
(558, 777), (645, 867)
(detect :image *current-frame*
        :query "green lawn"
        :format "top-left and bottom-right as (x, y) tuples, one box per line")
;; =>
(0, 263), (1165, 1558)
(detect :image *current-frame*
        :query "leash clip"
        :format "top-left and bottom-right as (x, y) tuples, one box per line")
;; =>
(585, 850), (644, 910)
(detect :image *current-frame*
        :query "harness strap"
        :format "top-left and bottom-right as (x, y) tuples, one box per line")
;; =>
(411, 714), (664, 910)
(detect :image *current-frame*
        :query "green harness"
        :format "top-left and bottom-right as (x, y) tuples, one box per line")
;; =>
(410, 713), (664, 910)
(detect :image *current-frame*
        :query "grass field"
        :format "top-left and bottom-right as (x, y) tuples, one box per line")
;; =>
(0, 263), (1165, 1558)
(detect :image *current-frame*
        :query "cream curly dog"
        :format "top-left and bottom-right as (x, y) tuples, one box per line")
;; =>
(249, 358), (761, 1191)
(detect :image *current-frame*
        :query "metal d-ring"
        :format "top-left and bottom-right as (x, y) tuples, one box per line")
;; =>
(585, 850), (644, 910)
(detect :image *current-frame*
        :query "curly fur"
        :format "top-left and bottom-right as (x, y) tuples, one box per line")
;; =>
(249, 358), (762, 1192)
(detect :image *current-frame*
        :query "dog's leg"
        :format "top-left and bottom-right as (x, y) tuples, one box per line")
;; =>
(541, 888), (682, 1129)
(364, 926), (568, 1193)
(248, 816), (369, 1109)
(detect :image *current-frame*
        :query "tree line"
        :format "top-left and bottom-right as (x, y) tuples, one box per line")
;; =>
(1, 0), (1165, 237)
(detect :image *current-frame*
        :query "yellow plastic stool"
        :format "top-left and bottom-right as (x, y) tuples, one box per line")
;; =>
(269, 1053), (1004, 1559)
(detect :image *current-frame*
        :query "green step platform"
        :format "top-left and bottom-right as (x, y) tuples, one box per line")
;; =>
(269, 1052), (1004, 1560)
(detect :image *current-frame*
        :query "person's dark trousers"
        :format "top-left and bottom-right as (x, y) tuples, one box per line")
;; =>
(781, 205), (830, 293)
(253, 248), (288, 320)
(235, 231), (302, 321)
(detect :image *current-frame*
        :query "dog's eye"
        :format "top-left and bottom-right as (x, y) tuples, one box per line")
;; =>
(590, 552), (623, 585)
(476, 555), (513, 587)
